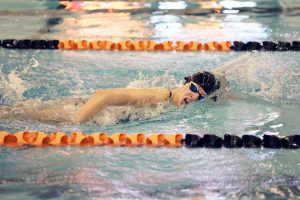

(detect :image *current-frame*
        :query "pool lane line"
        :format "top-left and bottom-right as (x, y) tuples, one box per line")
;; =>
(0, 131), (299, 149)
(0, 39), (300, 51)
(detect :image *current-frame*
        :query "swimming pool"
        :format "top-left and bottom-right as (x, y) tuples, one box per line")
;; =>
(1, 0), (300, 199)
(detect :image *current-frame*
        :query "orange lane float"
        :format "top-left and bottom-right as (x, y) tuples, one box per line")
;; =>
(107, 133), (127, 146)
(48, 132), (68, 146)
(203, 41), (232, 51)
(203, 42), (216, 51)
(14, 131), (49, 147)
(214, 41), (231, 51)
(125, 133), (145, 147)
(58, 40), (78, 50)
(0, 131), (184, 148)
(163, 133), (183, 147)
(0, 131), (16, 147)
(90, 132), (108, 145)
(132, 40), (157, 51)
(0, 131), (9, 145)
(58, 40), (232, 51)
(154, 41), (174, 51)
(89, 41), (103, 50)
(185, 41), (203, 51)
(175, 41), (202, 51)
(119, 41), (135, 51)
(69, 132), (90, 146)
(76, 40), (90, 50)
(146, 133), (166, 147)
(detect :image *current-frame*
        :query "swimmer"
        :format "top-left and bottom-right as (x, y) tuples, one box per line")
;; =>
(75, 71), (221, 124)
(0, 71), (223, 125)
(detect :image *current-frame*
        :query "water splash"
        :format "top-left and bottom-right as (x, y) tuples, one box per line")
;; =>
(0, 56), (41, 104)
(90, 102), (174, 126)
(126, 71), (180, 88)
(213, 52), (300, 103)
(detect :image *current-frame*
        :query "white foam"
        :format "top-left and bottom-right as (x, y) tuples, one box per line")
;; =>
(7, 70), (26, 97)
(126, 71), (180, 88)
(0, 56), (41, 102)
(0, 70), (26, 102)
(213, 52), (300, 102)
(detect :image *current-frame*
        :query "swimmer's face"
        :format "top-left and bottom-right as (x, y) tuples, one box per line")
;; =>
(177, 82), (207, 107)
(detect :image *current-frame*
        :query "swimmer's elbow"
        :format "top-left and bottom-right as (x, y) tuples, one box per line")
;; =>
(74, 90), (111, 124)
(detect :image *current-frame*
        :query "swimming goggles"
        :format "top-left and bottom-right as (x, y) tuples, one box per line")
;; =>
(190, 81), (206, 101)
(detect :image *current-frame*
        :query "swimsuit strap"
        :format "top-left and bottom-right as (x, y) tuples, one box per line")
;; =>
(168, 88), (172, 99)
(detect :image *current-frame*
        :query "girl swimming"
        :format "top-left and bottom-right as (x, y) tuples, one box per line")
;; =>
(75, 71), (221, 123)
(0, 71), (222, 125)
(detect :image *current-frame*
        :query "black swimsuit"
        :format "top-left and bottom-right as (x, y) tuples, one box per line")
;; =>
(168, 88), (172, 99)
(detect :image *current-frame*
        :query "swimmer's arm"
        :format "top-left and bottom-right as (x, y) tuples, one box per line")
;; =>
(74, 88), (166, 124)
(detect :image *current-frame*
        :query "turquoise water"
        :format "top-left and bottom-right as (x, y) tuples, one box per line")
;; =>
(1, 0), (300, 199)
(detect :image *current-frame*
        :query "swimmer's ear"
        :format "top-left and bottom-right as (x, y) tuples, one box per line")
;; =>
(184, 76), (192, 84)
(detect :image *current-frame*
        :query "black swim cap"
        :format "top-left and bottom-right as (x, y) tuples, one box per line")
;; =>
(184, 71), (220, 95)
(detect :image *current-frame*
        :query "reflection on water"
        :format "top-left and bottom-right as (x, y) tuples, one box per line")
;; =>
(0, 0), (300, 40)
(0, 147), (299, 199)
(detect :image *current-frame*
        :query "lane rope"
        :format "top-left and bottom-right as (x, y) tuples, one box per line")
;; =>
(0, 131), (299, 149)
(1, 39), (299, 51)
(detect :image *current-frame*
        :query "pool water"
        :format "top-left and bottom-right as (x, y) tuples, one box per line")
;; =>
(1, 0), (300, 199)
